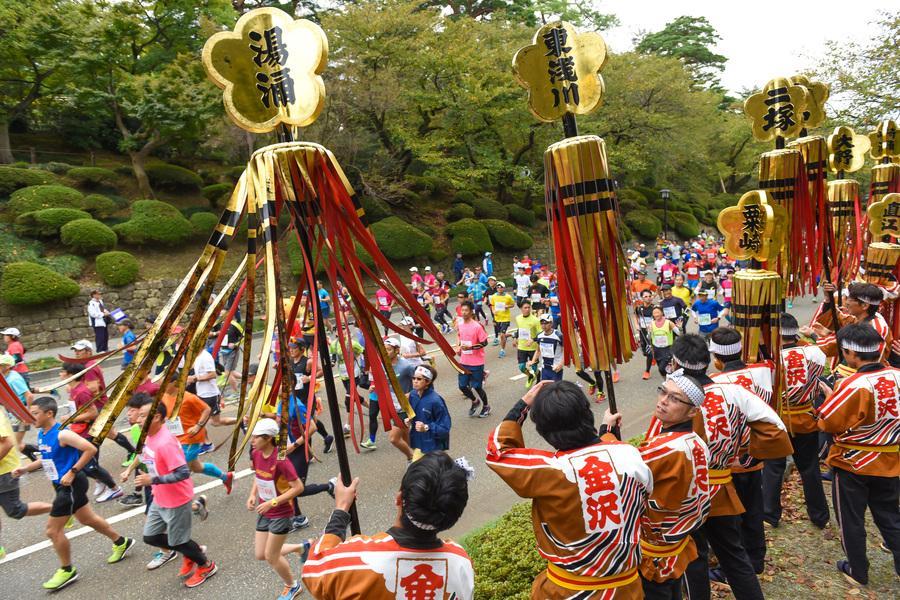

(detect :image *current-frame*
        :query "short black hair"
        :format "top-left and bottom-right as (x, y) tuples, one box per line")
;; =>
(460, 300), (474, 312)
(848, 282), (883, 316)
(837, 322), (883, 362)
(400, 452), (469, 534)
(34, 396), (58, 416)
(530, 274), (539, 282)
(530, 381), (597, 451)
(61, 362), (83, 379)
(781, 313), (799, 338)
(709, 327), (742, 363)
(127, 392), (153, 409)
(672, 334), (710, 376)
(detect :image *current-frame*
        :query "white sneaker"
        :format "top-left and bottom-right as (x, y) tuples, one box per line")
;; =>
(93, 482), (107, 497)
(147, 549), (178, 570)
(96, 487), (124, 503)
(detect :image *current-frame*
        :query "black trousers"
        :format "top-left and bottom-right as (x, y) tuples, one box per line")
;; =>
(93, 325), (109, 352)
(684, 515), (764, 600)
(731, 469), (766, 573)
(641, 575), (682, 600)
(762, 431), (829, 527)
(832, 467), (900, 583)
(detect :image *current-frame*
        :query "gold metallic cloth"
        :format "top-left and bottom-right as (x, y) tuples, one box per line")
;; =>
(870, 163), (900, 207)
(826, 179), (862, 280)
(861, 242), (900, 287)
(731, 269), (783, 402)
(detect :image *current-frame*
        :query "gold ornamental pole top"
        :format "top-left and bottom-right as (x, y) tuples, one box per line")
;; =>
(202, 7), (328, 133)
(826, 125), (870, 175)
(868, 119), (899, 162)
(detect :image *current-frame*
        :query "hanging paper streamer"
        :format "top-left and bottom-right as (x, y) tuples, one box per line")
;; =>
(870, 163), (900, 207)
(543, 135), (634, 374)
(860, 242), (900, 288)
(825, 179), (863, 282)
(787, 136), (827, 279)
(757, 149), (816, 296)
(731, 269), (783, 404)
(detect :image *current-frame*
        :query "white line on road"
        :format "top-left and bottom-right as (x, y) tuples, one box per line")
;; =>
(509, 373), (526, 381)
(0, 468), (254, 565)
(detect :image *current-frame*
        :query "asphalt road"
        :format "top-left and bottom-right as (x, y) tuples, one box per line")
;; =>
(0, 296), (820, 599)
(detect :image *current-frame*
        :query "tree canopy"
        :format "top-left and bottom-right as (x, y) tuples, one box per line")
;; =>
(635, 16), (727, 90)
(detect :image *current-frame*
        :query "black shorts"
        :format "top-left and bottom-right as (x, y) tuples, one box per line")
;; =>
(0, 475), (27, 519)
(517, 349), (535, 364)
(256, 514), (292, 535)
(495, 321), (510, 333)
(200, 394), (222, 416)
(50, 471), (89, 517)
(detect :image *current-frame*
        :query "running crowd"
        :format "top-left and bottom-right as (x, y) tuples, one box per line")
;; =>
(0, 234), (897, 599)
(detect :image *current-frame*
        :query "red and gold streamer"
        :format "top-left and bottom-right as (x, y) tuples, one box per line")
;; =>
(731, 269), (783, 404)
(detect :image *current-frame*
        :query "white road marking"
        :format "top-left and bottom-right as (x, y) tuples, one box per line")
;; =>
(0, 468), (255, 565)
(509, 373), (526, 381)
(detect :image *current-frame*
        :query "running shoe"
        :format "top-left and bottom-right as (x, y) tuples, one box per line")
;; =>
(97, 487), (124, 503)
(642, 371), (651, 380)
(491, 338), (499, 346)
(290, 515), (310, 531)
(278, 581), (303, 600)
(342, 423), (351, 438)
(222, 472), (234, 495)
(194, 495), (209, 521)
(0, 546), (5, 561)
(107, 537), (135, 564)
(297, 540), (311, 563)
(612, 371), (620, 383)
(323, 435), (335, 454)
(360, 439), (377, 451)
(184, 561), (217, 588)
(119, 492), (144, 507)
(595, 391), (606, 404)
(837, 560), (867, 585)
(525, 371), (535, 389)
(199, 442), (214, 455)
(498, 349), (506, 358)
(468, 400), (481, 417)
(479, 405), (492, 418)
(327, 477), (337, 498)
(121, 453), (136, 468)
(708, 567), (730, 590)
(93, 482), (107, 497)
(179, 545), (207, 578)
(147, 550), (177, 570)
(42, 568), (79, 591)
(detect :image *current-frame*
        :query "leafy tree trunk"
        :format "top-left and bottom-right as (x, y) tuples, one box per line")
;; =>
(0, 122), (13, 164)
(129, 150), (153, 198)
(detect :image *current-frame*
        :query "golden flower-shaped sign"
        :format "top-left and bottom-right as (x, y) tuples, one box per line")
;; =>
(743, 77), (808, 142)
(513, 21), (608, 123)
(789, 75), (829, 129)
(827, 125), (870, 173)
(867, 192), (900, 239)
(869, 119), (899, 160)
(202, 7), (328, 133)
(717, 190), (787, 262)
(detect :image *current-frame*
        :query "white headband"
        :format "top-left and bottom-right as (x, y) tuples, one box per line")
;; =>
(666, 369), (705, 407)
(673, 354), (709, 371)
(781, 326), (799, 337)
(708, 339), (742, 356)
(414, 366), (434, 381)
(841, 340), (881, 353)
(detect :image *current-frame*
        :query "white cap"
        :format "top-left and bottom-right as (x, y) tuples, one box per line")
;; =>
(251, 418), (280, 437)
(71, 339), (94, 352)
(424, 266), (431, 271)
(409, 267), (418, 272)
(540, 313), (554, 323)
(496, 281), (505, 288)
(485, 251), (492, 256)
(0, 354), (14, 367)
(400, 316), (415, 326)
(1, 327), (20, 337)
(384, 337), (401, 348)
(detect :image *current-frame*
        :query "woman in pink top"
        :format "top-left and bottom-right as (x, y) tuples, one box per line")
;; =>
(455, 301), (491, 418)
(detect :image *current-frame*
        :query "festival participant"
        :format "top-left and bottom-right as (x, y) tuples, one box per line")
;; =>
(683, 255), (702, 291)
(721, 269), (735, 310)
(697, 271), (719, 300)
(287, 338), (334, 454)
(188, 345), (237, 439)
(247, 418), (307, 600)
(455, 301), (491, 418)
(648, 307), (678, 379)
(663, 335), (792, 600)
(529, 314), (563, 382)
(513, 266), (531, 307)
(639, 372), (712, 599)
(482, 251), (494, 277)
(328, 327), (366, 425)
(513, 300), (541, 388)
(408, 364), (451, 457)
(816, 323), (900, 585)
(216, 314), (244, 401)
(452, 253), (464, 283)
(466, 272), (488, 323)
(302, 452), (474, 599)
(117, 319), (137, 368)
(489, 282), (515, 358)
(527, 274), (551, 315)
(761, 314), (830, 530)
(691, 289), (724, 339)
(487, 380), (652, 598)
(13, 397), (134, 591)
(635, 289), (657, 379)
(630, 270), (658, 300)
(131, 396), (218, 588)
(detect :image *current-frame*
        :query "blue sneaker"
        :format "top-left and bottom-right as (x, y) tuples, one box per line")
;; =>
(278, 580), (303, 600)
(199, 443), (214, 455)
(498, 349), (506, 358)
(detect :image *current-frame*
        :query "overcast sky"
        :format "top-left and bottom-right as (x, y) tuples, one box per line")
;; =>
(599, 0), (895, 94)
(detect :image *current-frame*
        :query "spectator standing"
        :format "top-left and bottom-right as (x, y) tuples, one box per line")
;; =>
(1, 327), (28, 385)
(482, 252), (494, 277)
(87, 290), (111, 352)
(451, 253), (464, 283)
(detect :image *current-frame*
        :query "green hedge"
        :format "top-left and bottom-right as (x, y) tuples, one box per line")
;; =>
(60, 218), (117, 255)
(145, 163), (202, 190)
(0, 262), (80, 306)
(446, 218), (493, 256)
(461, 503), (543, 600)
(80, 194), (118, 218)
(0, 225), (43, 266)
(201, 183), (232, 208)
(668, 210), (700, 238)
(408, 175), (450, 197)
(619, 221), (634, 242)
(113, 200), (195, 246)
(7, 185), (83, 215)
(447, 203), (475, 222)
(38, 162), (73, 174)
(428, 247), (449, 263)
(624, 211), (662, 239)
(0, 166), (57, 197)
(96, 250), (139, 286)
(532, 204), (546, 221)
(15, 208), (92, 237)
(285, 236), (373, 277)
(482, 219), (534, 251)
(190, 211), (219, 235)
(473, 198), (508, 220)
(370, 216), (432, 260)
(507, 204), (536, 227)
(66, 166), (117, 187)
(617, 188), (649, 206)
(618, 198), (644, 214)
(360, 195), (392, 222)
(38, 254), (86, 279)
(453, 190), (476, 205)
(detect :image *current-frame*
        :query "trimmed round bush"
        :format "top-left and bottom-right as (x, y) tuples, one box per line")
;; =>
(370, 216), (432, 260)
(473, 198), (508, 220)
(80, 194), (118, 218)
(532, 204), (546, 220)
(507, 204), (536, 227)
(39, 254), (86, 278)
(617, 188), (649, 206)
(202, 183), (232, 208)
(669, 210), (700, 238)
(7, 184), (82, 215)
(446, 218), (493, 256)
(14, 208), (92, 238)
(96, 251), (139, 287)
(285, 237), (373, 276)
(0, 262), (80, 306)
(360, 195), (392, 222)
(447, 203), (475, 222)
(0, 225), (43, 266)
(60, 218), (117, 255)
(453, 190), (476, 205)
(113, 165), (133, 176)
(145, 163), (202, 190)
(482, 219), (534, 251)
(66, 166), (117, 187)
(113, 200), (195, 246)
(619, 221), (634, 242)
(190, 211), (219, 235)
(38, 162), (72, 174)
(624, 211), (662, 239)
(10, 162), (30, 169)
(428, 247), (449, 263)
(618, 198), (643, 214)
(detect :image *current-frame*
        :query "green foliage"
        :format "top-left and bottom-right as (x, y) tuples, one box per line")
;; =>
(80, 193), (118, 218)
(618, 198), (644, 214)
(285, 236), (373, 277)
(66, 166), (117, 187)
(10, 162), (30, 169)
(507, 204), (536, 227)
(39, 254), (86, 279)
(453, 191), (476, 205)
(533, 204), (546, 220)
(668, 210), (701, 238)
(189, 211), (219, 235)
(0, 262), (80, 306)
(95, 251), (139, 287)
(446, 218), (492, 256)
(201, 183), (232, 208)
(0, 225), (43, 266)
(224, 166), (246, 182)
(482, 219), (533, 251)
(144, 163), (203, 190)
(14, 208), (92, 237)
(113, 200), (195, 246)
(447, 203), (475, 222)
(60, 218), (117, 255)
(461, 502), (543, 600)
(7, 185), (84, 215)
(620, 221), (634, 242)
(0, 167), (58, 198)
(636, 16), (727, 89)
(428, 247), (449, 263)
(617, 188), (649, 206)
(473, 198), (508, 220)
(408, 175), (449, 197)
(624, 211), (662, 239)
(113, 165), (133, 176)
(370, 216), (432, 260)
(38, 162), (73, 174)
(360, 195), (392, 222)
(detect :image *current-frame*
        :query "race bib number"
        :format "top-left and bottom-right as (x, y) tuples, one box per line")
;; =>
(699, 314), (712, 326)
(256, 477), (277, 502)
(663, 271), (673, 281)
(496, 302), (507, 311)
(664, 306), (677, 319)
(654, 334), (669, 347)
(640, 317), (652, 329)
(41, 459), (59, 482)
(378, 297), (388, 307)
(165, 417), (184, 436)
(461, 340), (473, 355)
(337, 360), (348, 378)
(518, 328), (532, 341)
(688, 267), (698, 275)
(531, 293), (541, 302)
(724, 288), (732, 300)
(540, 342), (555, 359)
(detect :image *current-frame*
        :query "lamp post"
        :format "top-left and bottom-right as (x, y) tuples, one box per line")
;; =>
(660, 189), (670, 240)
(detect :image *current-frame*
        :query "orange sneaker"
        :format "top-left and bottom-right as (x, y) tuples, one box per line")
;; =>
(179, 557), (196, 578)
(642, 371), (651, 380)
(595, 391), (606, 403)
(184, 561), (217, 588)
(612, 371), (620, 383)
